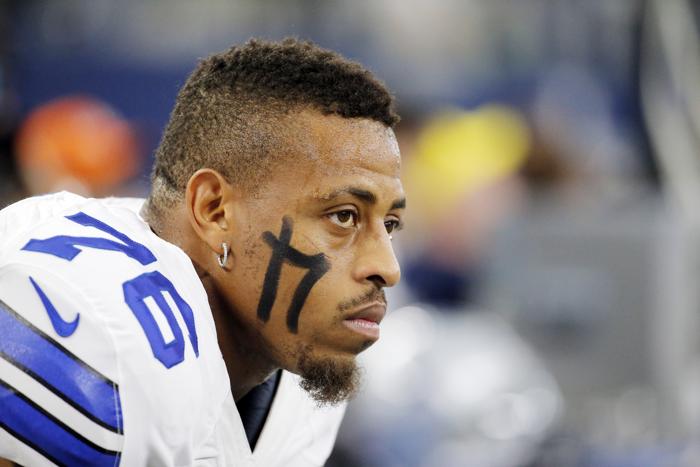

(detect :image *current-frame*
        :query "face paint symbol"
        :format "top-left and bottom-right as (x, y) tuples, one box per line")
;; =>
(256, 216), (330, 333)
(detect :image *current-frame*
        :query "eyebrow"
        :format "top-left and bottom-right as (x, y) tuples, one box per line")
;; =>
(321, 187), (406, 210)
(390, 197), (406, 210)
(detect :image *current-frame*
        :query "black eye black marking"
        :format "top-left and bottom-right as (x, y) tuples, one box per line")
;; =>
(256, 216), (331, 333)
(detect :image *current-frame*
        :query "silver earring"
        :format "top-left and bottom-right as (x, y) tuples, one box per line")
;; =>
(217, 242), (229, 268)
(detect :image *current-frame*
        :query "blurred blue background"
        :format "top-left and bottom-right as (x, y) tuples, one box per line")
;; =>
(1, 1), (699, 466)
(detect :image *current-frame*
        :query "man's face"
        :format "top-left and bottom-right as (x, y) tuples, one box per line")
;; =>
(223, 111), (405, 403)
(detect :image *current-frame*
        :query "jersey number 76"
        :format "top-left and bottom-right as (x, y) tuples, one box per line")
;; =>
(23, 212), (199, 369)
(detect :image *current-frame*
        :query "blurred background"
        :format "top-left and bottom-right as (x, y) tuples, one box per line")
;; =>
(1, 1), (699, 466)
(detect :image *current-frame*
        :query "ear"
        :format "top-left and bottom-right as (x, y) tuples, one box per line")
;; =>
(185, 168), (238, 255)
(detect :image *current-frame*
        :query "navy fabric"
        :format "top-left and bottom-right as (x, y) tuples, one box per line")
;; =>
(236, 370), (281, 450)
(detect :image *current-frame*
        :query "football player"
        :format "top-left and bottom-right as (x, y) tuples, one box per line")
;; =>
(0, 38), (405, 466)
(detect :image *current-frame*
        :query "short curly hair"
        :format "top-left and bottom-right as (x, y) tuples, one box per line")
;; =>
(148, 37), (399, 213)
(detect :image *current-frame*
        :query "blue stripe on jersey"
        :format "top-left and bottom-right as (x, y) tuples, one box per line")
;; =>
(0, 300), (123, 434)
(0, 379), (121, 467)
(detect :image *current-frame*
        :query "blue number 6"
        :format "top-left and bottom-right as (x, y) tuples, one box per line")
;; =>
(123, 271), (199, 368)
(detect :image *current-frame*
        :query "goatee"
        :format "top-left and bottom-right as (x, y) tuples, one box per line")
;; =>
(297, 346), (360, 406)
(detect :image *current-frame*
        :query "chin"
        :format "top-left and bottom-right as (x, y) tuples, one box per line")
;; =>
(296, 344), (361, 406)
(356, 338), (376, 354)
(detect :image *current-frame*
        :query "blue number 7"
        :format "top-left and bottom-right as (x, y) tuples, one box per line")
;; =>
(22, 212), (198, 368)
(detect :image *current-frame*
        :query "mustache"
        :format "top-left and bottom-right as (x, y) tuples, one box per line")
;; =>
(337, 287), (386, 312)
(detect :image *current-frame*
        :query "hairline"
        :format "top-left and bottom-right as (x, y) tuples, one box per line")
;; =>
(145, 108), (393, 222)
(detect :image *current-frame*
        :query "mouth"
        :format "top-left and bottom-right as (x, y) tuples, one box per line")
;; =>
(342, 302), (386, 340)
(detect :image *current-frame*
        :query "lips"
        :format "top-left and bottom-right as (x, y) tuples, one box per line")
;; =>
(345, 302), (386, 324)
(342, 302), (386, 340)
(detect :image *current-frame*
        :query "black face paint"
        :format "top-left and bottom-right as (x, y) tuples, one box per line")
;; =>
(257, 216), (331, 333)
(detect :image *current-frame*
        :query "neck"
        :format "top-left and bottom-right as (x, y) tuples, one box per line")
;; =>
(198, 271), (279, 401)
(143, 201), (277, 401)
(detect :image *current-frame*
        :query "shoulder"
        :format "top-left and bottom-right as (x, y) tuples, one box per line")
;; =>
(0, 193), (230, 465)
(0, 263), (125, 466)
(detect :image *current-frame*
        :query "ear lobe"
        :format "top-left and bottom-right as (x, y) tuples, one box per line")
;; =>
(185, 169), (235, 252)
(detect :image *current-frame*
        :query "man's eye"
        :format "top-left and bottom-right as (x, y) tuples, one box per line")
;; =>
(384, 220), (400, 234)
(329, 210), (357, 228)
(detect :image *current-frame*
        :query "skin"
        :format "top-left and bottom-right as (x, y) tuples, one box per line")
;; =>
(151, 110), (405, 401)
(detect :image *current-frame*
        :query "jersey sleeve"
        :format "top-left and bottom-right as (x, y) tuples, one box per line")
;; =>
(0, 199), (233, 466)
(0, 262), (124, 467)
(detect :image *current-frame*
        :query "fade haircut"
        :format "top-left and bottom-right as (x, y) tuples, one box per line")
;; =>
(148, 37), (399, 216)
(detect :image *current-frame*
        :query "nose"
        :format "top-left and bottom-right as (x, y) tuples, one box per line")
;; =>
(352, 225), (401, 288)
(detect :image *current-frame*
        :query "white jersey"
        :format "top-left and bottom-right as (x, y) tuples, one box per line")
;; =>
(0, 192), (345, 467)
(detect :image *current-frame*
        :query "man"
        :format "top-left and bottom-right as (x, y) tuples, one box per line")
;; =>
(0, 38), (405, 466)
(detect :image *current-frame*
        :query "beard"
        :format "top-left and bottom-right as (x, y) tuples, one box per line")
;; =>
(297, 345), (361, 406)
